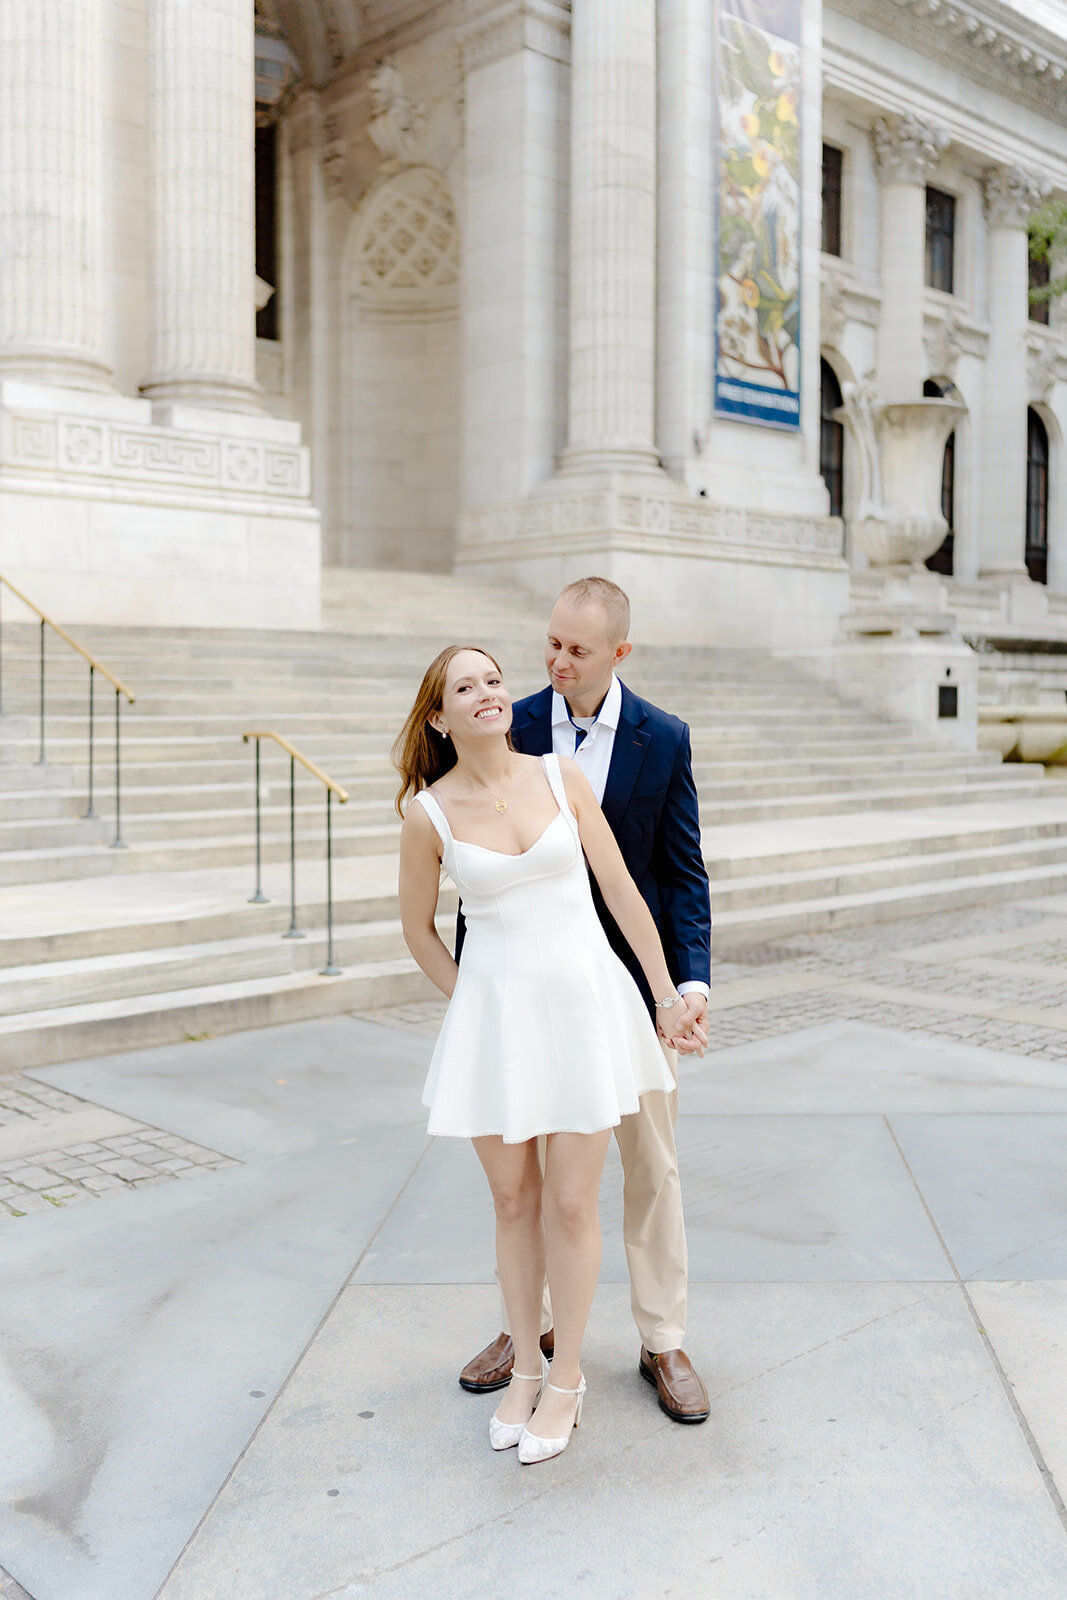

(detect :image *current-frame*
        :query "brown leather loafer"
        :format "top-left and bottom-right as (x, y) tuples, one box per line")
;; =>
(639, 1346), (710, 1423)
(458, 1329), (555, 1393)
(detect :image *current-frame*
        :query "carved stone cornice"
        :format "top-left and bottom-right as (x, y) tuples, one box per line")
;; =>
(457, 0), (570, 74)
(830, 0), (1067, 124)
(872, 112), (950, 185)
(983, 163), (1052, 230)
(820, 263), (882, 348)
(923, 305), (989, 375)
(1027, 327), (1067, 403)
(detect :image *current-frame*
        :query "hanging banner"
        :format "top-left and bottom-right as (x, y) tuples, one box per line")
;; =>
(714, 0), (802, 429)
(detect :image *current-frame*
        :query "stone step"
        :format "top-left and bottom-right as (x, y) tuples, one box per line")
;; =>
(0, 914), (454, 1017)
(710, 833), (1067, 909)
(0, 957), (437, 1071)
(711, 856), (1067, 947)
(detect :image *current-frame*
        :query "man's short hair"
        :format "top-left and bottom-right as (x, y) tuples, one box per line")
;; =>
(556, 576), (631, 645)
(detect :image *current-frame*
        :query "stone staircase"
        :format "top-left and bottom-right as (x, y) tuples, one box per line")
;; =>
(1, 566), (1066, 1068)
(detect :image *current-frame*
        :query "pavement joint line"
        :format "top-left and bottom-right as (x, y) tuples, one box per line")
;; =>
(834, 979), (1067, 1032)
(881, 1114), (1067, 1534)
(150, 1133), (437, 1600)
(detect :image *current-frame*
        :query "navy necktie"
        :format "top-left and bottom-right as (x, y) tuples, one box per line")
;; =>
(573, 726), (588, 751)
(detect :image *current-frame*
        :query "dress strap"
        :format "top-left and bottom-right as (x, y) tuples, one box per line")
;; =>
(541, 753), (579, 832)
(413, 788), (453, 851)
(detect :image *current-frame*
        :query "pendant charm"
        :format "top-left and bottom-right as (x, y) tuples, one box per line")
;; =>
(495, 798), (508, 813)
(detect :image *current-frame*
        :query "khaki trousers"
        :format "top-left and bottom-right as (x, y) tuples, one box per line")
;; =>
(500, 1046), (688, 1354)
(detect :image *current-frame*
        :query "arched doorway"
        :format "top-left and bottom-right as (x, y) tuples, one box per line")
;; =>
(1026, 406), (1050, 585)
(923, 378), (956, 576)
(820, 358), (844, 518)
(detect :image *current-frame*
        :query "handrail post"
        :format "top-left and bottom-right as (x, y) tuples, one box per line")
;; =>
(36, 616), (45, 764)
(83, 665), (96, 818)
(111, 687), (127, 848)
(248, 737), (268, 903)
(319, 788), (340, 976)
(282, 752), (303, 938)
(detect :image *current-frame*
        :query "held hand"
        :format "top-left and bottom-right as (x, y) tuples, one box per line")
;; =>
(657, 993), (708, 1057)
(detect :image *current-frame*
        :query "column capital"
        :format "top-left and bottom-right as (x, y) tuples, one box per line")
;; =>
(457, 0), (570, 74)
(872, 113), (949, 186)
(983, 164), (1051, 231)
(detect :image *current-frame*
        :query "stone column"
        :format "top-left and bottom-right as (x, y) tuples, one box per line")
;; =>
(0, 0), (110, 389)
(141, 0), (259, 411)
(872, 113), (949, 406)
(458, 0), (571, 507)
(979, 164), (1050, 578)
(560, 0), (660, 475)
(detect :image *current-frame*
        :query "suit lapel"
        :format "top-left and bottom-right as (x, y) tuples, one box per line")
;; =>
(513, 686), (554, 756)
(601, 681), (651, 827)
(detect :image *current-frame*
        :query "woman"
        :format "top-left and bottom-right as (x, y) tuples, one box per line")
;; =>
(394, 646), (703, 1465)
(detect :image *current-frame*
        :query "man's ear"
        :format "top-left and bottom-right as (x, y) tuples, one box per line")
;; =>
(614, 640), (633, 666)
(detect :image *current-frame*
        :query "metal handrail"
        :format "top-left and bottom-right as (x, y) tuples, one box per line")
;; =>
(0, 572), (135, 847)
(241, 730), (349, 976)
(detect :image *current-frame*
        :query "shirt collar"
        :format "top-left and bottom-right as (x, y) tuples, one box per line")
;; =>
(550, 673), (622, 731)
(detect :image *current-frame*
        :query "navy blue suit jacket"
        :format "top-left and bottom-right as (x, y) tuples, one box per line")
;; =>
(456, 680), (711, 1011)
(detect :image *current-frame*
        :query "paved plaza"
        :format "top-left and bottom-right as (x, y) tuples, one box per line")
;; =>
(2, 892), (1067, 1600)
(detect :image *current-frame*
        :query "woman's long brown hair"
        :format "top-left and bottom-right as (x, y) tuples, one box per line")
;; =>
(391, 645), (509, 817)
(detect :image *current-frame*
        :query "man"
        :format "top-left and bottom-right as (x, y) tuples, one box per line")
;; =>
(458, 576), (712, 1423)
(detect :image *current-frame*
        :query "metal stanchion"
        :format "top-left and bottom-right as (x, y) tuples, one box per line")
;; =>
(282, 754), (303, 938)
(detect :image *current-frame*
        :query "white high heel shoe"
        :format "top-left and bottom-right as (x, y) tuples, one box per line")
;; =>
(488, 1352), (550, 1451)
(517, 1375), (586, 1465)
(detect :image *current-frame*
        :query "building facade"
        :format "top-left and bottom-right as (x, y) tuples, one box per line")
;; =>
(1, 0), (1065, 657)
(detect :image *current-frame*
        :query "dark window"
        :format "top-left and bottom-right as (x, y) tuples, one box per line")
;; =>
(1026, 407), (1049, 585)
(923, 378), (955, 575)
(822, 144), (843, 257)
(925, 187), (956, 294)
(255, 123), (278, 341)
(1029, 249), (1051, 327)
(820, 359), (844, 518)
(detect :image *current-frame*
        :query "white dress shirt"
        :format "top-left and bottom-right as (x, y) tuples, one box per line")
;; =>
(549, 675), (709, 1003)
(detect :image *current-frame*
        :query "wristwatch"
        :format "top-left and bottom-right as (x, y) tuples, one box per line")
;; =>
(655, 993), (683, 1009)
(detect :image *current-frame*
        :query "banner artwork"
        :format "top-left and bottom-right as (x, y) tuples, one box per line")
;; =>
(715, 0), (803, 430)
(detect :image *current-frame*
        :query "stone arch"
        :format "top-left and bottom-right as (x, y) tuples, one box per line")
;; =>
(338, 165), (461, 571)
(819, 347), (854, 557)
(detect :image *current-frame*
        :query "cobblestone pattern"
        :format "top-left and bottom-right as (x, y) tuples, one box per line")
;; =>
(352, 898), (1067, 1059)
(0, 1073), (239, 1222)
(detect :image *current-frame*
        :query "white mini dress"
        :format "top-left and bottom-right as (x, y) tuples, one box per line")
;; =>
(415, 754), (674, 1144)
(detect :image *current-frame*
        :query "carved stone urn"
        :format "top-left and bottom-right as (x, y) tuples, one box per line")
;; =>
(838, 384), (966, 568)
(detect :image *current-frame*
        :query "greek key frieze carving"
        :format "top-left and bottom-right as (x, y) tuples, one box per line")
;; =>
(112, 431), (221, 479)
(9, 416), (58, 465)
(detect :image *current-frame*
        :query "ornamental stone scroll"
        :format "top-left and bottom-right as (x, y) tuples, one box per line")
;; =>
(872, 113), (949, 186)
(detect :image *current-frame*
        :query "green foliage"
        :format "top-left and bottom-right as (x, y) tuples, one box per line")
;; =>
(1028, 200), (1067, 304)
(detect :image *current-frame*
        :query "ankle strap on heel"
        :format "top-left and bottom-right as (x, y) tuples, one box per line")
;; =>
(511, 1371), (543, 1381)
(545, 1377), (585, 1396)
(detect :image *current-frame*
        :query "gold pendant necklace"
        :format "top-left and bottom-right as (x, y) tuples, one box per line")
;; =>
(494, 796), (508, 814)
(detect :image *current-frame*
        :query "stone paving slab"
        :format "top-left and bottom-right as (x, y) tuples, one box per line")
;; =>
(156, 1282), (1067, 1600)
(2, 898), (1067, 1600)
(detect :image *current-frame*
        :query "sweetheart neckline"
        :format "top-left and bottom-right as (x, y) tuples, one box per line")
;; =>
(450, 809), (568, 859)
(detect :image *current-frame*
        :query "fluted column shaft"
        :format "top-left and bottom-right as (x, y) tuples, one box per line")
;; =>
(562, 0), (659, 472)
(0, 0), (110, 388)
(873, 114), (949, 406)
(979, 165), (1049, 577)
(141, 0), (258, 411)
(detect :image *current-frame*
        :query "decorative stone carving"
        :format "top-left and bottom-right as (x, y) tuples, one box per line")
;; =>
(367, 58), (427, 165)
(872, 112), (949, 185)
(458, 1), (571, 73)
(2, 402), (309, 499)
(1027, 333), (1065, 403)
(925, 309), (963, 380)
(838, 377), (966, 566)
(322, 113), (348, 198)
(350, 166), (459, 306)
(983, 163), (1051, 230)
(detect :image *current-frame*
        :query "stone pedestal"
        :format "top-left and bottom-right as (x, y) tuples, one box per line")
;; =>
(979, 165), (1049, 578)
(0, 379), (320, 629)
(0, 0), (111, 390)
(833, 586), (978, 751)
(140, 0), (259, 411)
